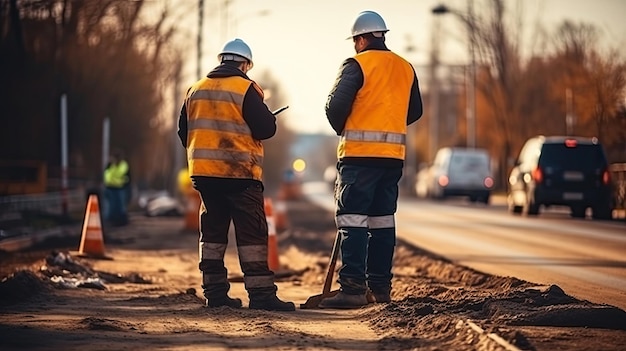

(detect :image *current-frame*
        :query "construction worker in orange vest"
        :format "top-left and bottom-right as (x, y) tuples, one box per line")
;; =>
(177, 38), (295, 311)
(320, 11), (424, 309)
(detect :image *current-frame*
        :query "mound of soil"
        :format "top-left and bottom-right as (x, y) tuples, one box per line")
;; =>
(1, 197), (625, 351)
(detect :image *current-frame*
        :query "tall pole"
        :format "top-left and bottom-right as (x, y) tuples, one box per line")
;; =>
(429, 16), (441, 162)
(197, 0), (203, 79)
(102, 117), (110, 173)
(565, 88), (574, 135)
(466, 0), (476, 149)
(432, 2), (476, 149)
(60, 94), (68, 216)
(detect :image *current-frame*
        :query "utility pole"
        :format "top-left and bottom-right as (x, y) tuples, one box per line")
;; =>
(432, 1), (476, 149)
(429, 15), (441, 162)
(566, 88), (574, 135)
(60, 94), (68, 216)
(466, 0), (476, 149)
(197, 0), (204, 79)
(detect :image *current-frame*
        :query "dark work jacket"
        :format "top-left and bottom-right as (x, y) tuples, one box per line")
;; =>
(178, 64), (276, 192)
(325, 41), (423, 168)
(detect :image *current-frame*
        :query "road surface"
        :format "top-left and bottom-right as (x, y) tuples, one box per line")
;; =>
(303, 182), (626, 310)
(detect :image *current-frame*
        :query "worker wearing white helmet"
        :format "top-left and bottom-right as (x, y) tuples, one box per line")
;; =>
(321, 10), (424, 309)
(177, 38), (295, 312)
(346, 10), (389, 39)
(217, 38), (254, 69)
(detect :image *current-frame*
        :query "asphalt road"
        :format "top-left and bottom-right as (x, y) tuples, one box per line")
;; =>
(302, 182), (626, 311)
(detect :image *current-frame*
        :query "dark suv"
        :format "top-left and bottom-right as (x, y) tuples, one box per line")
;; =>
(507, 136), (613, 219)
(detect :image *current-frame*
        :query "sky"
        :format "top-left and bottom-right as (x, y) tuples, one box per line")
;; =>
(178, 0), (626, 135)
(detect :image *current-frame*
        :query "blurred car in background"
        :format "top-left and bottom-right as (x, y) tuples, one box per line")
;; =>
(414, 163), (432, 199)
(416, 147), (494, 204)
(609, 163), (626, 221)
(507, 135), (613, 219)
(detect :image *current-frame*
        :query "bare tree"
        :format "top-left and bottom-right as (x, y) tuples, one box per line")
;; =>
(551, 21), (626, 161)
(253, 69), (296, 192)
(0, 0), (184, 189)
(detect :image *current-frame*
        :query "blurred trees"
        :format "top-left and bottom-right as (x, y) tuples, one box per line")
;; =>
(0, 0), (295, 194)
(0, 0), (184, 189)
(438, 0), (626, 188)
(549, 22), (626, 162)
(253, 70), (295, 192)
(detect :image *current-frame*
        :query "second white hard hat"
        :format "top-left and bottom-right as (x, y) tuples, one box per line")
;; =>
(217, 38), (253, 68)
(348, 10), (389, 39)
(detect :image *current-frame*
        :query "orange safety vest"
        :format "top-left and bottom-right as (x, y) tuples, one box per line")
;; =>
(337, 50), (414, 160)
(184, 76), (264, 180)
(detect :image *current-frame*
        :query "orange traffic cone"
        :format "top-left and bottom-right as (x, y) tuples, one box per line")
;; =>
(76, 194), (111, 259)
(184, 191), (201, 231)
(274, 199), (289, 232)
(264, 198), (280, 271)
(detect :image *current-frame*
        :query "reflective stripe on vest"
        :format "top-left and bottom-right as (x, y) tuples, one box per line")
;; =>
(188, 118), (251, 134)
(192, 149), (263, 164)
(342, 130), (406, 145)
(190, 89), (245, 105)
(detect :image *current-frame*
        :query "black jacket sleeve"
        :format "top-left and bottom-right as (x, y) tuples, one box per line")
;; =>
(325, 58), (364, 135)
(242, 85), (277, 140)
(407, 71), (424, 126)
(177, 102), (188, 148)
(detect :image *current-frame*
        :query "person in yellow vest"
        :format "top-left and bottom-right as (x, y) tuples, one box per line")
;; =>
(103, 149), (130, 226)
(177, 38), (295, 311)
(320, 11), (423, 309)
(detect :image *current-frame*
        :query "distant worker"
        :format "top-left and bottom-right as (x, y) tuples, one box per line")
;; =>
(103, 149), (130, 226)
(177, 38), (295, 311)
(320, 10), (423, 309)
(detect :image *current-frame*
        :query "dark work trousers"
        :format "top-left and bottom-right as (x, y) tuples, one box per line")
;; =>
(104, 186), (128, 226)
(334, 163), (402, 295)
(193, 179), (276, 300)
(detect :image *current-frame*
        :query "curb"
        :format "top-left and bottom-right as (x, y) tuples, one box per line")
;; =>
(459, 319), (522, 351)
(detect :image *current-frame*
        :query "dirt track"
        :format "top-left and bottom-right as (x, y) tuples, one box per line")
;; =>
(1, 197), (626, 350)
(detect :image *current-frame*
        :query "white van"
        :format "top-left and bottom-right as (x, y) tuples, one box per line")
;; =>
(419, 147), (494, 204)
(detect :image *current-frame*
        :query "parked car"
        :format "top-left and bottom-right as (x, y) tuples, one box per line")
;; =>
(414, 163), (432, 199)
(507, 135), (613, 219)
(417, 147), (494, 204)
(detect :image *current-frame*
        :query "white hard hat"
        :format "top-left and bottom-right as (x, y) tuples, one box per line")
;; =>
(217, 38), (253, 68)
(348, 10), (389, 39)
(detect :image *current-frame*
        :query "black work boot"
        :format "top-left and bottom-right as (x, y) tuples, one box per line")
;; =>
(368, 288), (391, 303)
(371, 293), (391, 303)
(249, 295), (296, 311)
(205, 296), (243, 308)
(319, 291), (368, 309)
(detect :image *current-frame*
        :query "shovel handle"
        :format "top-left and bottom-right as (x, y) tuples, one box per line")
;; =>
(322, 232), (341, 295)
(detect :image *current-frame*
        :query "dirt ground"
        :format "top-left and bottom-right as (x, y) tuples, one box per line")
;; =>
(1, 197), (626, 351)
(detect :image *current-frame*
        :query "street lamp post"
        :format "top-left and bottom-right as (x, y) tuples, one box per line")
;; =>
(429, 14), (442, 162)
(432, 1), (476, 149)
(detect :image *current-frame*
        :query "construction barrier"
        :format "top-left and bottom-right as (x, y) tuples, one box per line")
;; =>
(76, 194), (111, 259)
(264, 198), (280, 271)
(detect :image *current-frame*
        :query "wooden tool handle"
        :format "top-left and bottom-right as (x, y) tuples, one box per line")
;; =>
(322, 232), (341, 295)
